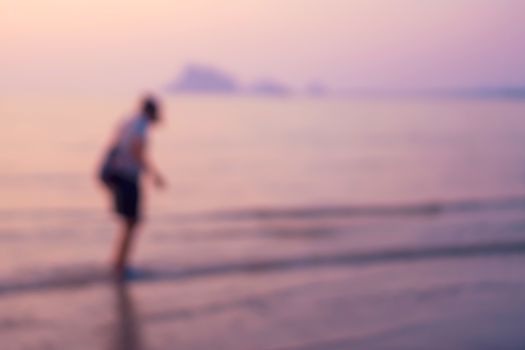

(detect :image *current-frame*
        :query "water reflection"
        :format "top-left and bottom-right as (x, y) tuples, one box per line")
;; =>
(109, 281), (144, 350)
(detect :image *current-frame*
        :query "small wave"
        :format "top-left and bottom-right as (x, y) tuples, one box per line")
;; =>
(2, 195), (525, 225)
(203, 195), (525, 221)
(1, 240), (525, 297)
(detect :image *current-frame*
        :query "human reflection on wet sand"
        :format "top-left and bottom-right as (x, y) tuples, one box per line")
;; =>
(109, 281), (144, 350)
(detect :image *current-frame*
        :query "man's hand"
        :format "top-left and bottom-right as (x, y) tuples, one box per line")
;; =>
(153, 173), (166, 189)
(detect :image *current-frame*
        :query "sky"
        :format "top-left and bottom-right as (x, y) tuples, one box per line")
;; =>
(1, 0), (525, 93)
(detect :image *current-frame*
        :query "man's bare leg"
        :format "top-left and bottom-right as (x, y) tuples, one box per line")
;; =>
(113, 219), (138, 277)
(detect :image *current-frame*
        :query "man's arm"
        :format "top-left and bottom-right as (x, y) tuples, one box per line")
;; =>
(131, 137), (165, 188)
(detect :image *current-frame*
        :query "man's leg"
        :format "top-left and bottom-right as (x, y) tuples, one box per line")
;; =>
(113, 218), (138, 276)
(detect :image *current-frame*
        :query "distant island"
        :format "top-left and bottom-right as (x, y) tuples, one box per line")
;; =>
(165, 64), (525, 100)
(166, 64), (239, 94)
(166, 64), (320, 97)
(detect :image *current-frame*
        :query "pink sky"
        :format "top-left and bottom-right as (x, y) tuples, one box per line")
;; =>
(2, 0), (525, 93)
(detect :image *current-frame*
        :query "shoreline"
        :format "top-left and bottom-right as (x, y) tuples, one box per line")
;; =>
(1, 256), (525, 350)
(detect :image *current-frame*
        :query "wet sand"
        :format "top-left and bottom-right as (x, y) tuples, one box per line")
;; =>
(1, 256), (525, 350)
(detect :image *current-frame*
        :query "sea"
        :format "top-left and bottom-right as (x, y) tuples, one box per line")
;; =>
(1, 94), (525, 349)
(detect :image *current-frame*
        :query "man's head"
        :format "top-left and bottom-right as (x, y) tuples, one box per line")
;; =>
(141, 95), (160, 123)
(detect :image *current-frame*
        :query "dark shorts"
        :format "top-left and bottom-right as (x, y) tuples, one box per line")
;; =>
(109, 175), (141, 221)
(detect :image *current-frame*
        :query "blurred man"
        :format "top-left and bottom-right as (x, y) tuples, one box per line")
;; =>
(99, 96), (165, 279)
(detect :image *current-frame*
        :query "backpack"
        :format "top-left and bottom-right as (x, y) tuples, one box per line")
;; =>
(99, 146), (119, 186)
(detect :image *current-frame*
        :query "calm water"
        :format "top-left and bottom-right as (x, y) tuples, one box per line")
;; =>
(1, 94), (525, 288)
(2, 95), (525, 211)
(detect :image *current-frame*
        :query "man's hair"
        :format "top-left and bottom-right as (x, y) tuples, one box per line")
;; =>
(141, 96), (159, 121)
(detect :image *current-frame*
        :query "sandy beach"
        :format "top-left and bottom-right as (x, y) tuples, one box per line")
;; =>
(1, 251), (525, 350)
